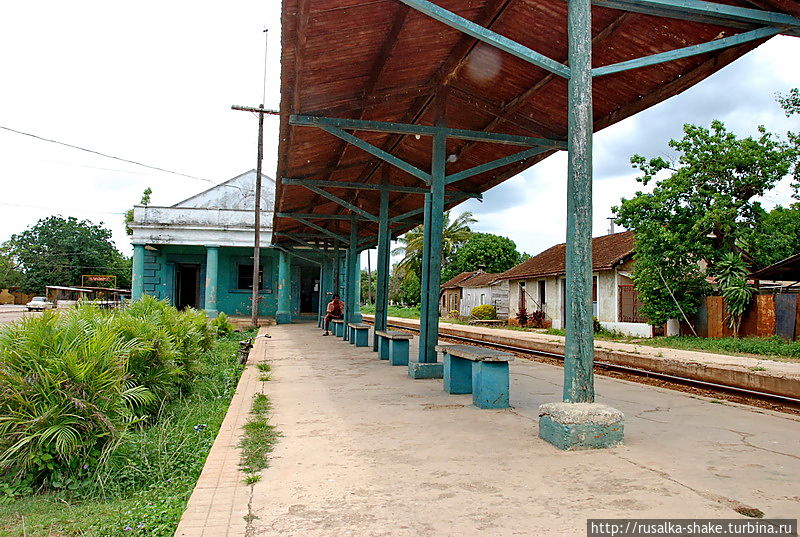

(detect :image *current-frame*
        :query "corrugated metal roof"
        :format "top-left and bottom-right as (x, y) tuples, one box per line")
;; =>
(499, 231), (635, 280)
(275, 1), (798, 243)
(441, 270), (480, 289)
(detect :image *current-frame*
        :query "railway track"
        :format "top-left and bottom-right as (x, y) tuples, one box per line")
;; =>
(364, 319), (800, 414)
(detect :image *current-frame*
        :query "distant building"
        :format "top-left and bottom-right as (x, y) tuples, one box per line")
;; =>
(498, 231), (651, 337)
(440, 271), (480, 315)
(129, 170), (321, 319)
(439, 270), (509, 319)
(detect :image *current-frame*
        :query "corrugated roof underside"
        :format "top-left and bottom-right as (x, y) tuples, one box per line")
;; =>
(275, 0), (796, 244)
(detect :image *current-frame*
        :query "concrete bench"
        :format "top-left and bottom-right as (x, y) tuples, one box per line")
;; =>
(375, 330), (413, 366)
(348, 323), (371, 347)
(331, 319), (345, 337)
(437, 344), (514, 409)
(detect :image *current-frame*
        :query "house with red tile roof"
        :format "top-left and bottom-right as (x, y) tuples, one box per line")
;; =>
(439, 270), (510, 319)
(496, 231), (653, 336)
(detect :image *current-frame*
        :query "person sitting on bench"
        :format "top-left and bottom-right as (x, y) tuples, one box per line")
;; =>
(323, 294), (345, 336)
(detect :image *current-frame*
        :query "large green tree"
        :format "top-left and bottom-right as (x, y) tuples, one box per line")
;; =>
(614, 120), (797, 324)
(0, 250), (23, 289)
(441, 233), (524, 282)
(5, 216), (132, 294)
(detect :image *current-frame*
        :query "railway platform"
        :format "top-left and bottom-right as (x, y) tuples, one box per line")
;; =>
(177, 322), (800, 536)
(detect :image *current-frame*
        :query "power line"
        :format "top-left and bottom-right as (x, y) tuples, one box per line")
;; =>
(0, 125), (215, 184)
(0, 202), (126, 215)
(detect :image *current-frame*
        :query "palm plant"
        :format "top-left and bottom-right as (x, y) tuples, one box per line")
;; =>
(392, 211), (476, 277)
(0, 311), (149, 487)
(712, 252), (755, 337)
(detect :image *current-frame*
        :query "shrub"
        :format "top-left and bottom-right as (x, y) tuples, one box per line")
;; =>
(515, 306), (528, 326)
(528, 310), (545, 328)
(448, 310), (460, 318)
(593, 316), (602, 333)
(0, 312), (150, 490)
(0, 297), (219, 491)
(471, 304), (497, 320)
(211, 312), (235, 337)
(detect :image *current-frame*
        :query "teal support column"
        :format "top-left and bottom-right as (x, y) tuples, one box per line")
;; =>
(276, 250), (292, 324)
(564, 0), (594, 404)
(352, 249), (362, 323)
(344, 220), (359, 330)
(317, 259), (326, 327)
(409, 126), (445, 379)
(416, 192), (432, 362)
(132, 244), (145, 301)
(538, 0), (624, 450)
(373, 188), (391, 351)
(204, 245), (219, 318)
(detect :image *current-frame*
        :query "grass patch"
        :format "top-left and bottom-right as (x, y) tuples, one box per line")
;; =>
(238, 394), (279, 478)
(635, 336), (800, 362)
(257, 362), (272, 381)
(360, 305), (421, 319)
(0, 331), (253, 537)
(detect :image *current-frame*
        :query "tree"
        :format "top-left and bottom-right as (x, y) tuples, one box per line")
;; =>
(5, 216), (131, 294)
(0, 250), (23, 289)
(393, 211), (475, 277)
(441, 233), (524, 282)
(360, 269), (376, 304)
(124, 187), (152, 235)
(778, 88), (800, 196)
(614, 120), (797, 324)
(740, 204), (800, 268)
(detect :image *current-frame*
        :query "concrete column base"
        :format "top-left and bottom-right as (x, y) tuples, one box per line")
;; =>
(205, 309), (219, 319)
(276, 311), (292, 324)
(538, 402), (624, 450)
(407, 361), (443, 379)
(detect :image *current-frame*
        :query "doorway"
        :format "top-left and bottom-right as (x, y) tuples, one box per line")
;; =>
(175, 263), (201, 310)
(299, 266), (320, 314)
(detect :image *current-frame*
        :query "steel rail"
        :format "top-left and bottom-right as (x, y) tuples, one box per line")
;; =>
(362, 319), (800, 407)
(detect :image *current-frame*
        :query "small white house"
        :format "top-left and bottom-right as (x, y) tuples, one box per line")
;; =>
(500, 231), (652, 337)
(457, 272), (509, 319)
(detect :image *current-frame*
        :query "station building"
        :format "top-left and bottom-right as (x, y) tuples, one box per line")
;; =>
(129, 170), (324, 319)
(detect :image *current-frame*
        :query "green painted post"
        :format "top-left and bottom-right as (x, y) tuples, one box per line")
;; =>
(374, 188), (391, 350)
(317, 257), (326, 327)
(204, 245), (219, 317)
(132, 244), (145, 300)
(416, 191), (432, 363)
(276, 250), (292, 324)
(352, 250), (362, 323)
(564, 0), (595, 403)
(424, 127), (447, 362)
(345, 220), (359, 327)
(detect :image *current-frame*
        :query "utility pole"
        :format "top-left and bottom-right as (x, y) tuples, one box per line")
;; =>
(231, 28), (279, 326)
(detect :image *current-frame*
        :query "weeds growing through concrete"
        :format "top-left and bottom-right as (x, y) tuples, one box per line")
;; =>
(239, 394), (279, 484)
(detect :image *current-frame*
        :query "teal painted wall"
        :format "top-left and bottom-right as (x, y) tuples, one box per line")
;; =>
(139, 245), (320, 318)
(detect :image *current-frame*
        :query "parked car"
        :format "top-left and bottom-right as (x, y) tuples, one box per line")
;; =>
(26, 296), (55, 311)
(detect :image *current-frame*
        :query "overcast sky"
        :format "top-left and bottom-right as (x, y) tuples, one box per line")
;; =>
(1, 2), (798, 262)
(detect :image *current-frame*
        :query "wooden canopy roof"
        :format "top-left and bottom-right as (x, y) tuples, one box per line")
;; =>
(274, 0), (799, 246)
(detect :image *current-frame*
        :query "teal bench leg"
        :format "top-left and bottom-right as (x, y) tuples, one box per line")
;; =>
(342, 324), (349, 341)
(354, 329), (369, 347)
(349, 327), (356, 344)
(389, 339), (409, 366)
(443, 354), (472, 394)
(378, 336), (390, 360)
(472, 361), (510, 409)
(333, 322), (342, 337)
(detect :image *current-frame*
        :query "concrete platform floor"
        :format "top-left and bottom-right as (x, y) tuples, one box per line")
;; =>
(181, 323), (800, 536)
